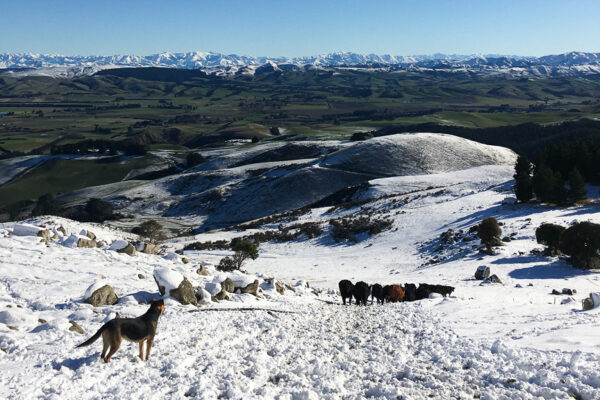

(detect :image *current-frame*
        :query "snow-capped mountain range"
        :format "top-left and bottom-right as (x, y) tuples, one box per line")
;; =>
(1, 51), (600, 78)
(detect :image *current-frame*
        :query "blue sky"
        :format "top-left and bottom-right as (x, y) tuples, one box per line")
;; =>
(1, 0), (598, 57)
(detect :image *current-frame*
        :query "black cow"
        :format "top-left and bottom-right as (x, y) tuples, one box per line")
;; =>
(370, 283), (384, 304)
(339, 280), (354, 305)
(416, 283), (455, 300)
(403, 283), (417, 302)
(353, 281), (370, 306)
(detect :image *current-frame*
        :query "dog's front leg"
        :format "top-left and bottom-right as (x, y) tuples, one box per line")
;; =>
(145, 337), (154, 360)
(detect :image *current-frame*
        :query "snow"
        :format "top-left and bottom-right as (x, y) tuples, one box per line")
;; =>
(153, 267), (184, 293)
(11, 223), (44, 236)
(1, 163), (600, 398)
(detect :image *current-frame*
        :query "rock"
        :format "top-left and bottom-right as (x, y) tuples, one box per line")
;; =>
(285, 284), (296, 292)
(137, 274), (145, 279)
(275, 281), (285, 295)
(37, 229), (51, 243)
(502, 236), (512, 242)
(213, 290), (229, 301)
(117, 243), (136, 256)
(583, 297), (595, 310)
(96, 240), (107, 248)
(85, 285), (118, 307)
(68, 320), (84, 334)
(221, 278), (234, 293)
(57, 226), (67, 236)
(141, 243), (158, 255)
(196, 265), (208, 276)
(481, 274), (502, 285)
(440, 229), (456, 245)
(169, 277), (197, 306)
(195, 288), (212, 304)
(515, 284), (523, 288)
(238, 280), (260, 296)
(77, 238), (97, 248)
(475, 265), (490, 280)
(204, 282), (222, 296)
(182, 257), (190, 264)
(38, 318), (47, 324)
(153, 267), (184, 296)
(85, 231), (96, 240)
(175, 249), (184, 255)
(562, 288), (576, 295)
(551, 289), (561, 295)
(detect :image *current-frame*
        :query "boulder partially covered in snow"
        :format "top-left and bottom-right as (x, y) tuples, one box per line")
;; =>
(481, 274), (503, 285)
(77, 238), (97, 248)
(80, 229), (96, 240)
(153, 267), (197, 305)
(84, 283), (118, 307)
(170, 278), (197, 306)
(154, 267), (184, 296)
(141, 243), (158, 255)
(195, 288), (212, 305)
(238, 279), (260, 296)
(117, 243), (136, 256)
(221, 278), (235, 293)
(582, 293), (600, 311)
(475, 265), (490, 280)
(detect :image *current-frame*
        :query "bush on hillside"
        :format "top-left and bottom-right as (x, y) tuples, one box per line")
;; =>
(131, 220), (165, 243)
(31, 193), (59, 217)
(84, 198), (114, 222)
(330, 216), (393, 243)
(186, 152), (205, 168)
(217, 240), (260, 272)
(559, 222), (600, 269)
(477, 217), (502, 251)
(535, 223), (565, 256)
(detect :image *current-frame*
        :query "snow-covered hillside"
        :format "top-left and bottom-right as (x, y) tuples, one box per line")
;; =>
(1, 163), (600, 399)
(54, 133), (515, 231)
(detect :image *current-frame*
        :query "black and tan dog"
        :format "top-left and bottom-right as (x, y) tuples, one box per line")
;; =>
(77, 299), (165, 363)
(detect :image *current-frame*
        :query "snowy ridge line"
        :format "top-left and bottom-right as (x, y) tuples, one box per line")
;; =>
(2, 51), (600, 78)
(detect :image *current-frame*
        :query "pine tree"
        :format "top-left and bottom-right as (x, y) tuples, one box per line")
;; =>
(514, 154), (532, 179)
(567, 168), (587, 203)
(532, 164), (554, 202)
(514, 155), (533, 202)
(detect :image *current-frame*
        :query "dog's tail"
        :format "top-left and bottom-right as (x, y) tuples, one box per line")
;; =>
(76, 324), (107, 348)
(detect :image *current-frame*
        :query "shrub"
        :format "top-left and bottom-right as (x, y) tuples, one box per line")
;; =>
(184, 240), (230, 251)
(559, 222), (600, 269)
(216, 256), (237, 272)
(84, 198), (114, 222)
(131, 220), (165, 242)
(351, 131), (374, 141)
(217, 240), (260, 270)
(31, 193), (59, 217)
(186, 152), (205, 168)
(477, 217), (502, 251)
(330, 216), (393, 243)
(535, 223), (565, 256)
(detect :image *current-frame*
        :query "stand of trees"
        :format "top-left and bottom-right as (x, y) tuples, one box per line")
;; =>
(514, 138), (597, 204)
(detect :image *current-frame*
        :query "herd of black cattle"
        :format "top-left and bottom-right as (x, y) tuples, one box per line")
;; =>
(338, 280), (455, 306)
